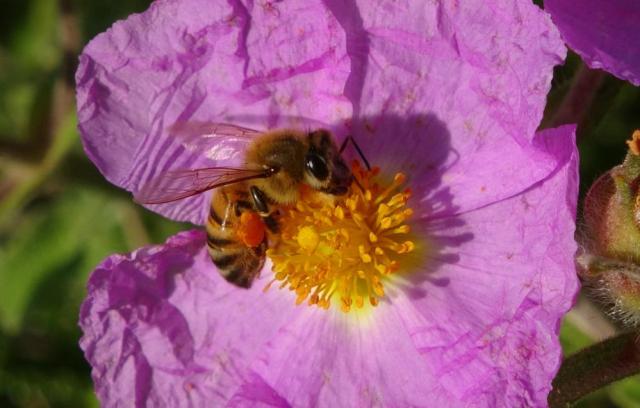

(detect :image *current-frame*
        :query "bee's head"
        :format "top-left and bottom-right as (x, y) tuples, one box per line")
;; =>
(304, 129), (352, 195)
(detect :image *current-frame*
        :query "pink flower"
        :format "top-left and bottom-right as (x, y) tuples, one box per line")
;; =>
(545, 0), (640, 86)
(77, 0), (579, 406)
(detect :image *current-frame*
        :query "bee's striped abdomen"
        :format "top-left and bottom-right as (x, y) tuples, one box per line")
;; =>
(206, 188), (266, 288)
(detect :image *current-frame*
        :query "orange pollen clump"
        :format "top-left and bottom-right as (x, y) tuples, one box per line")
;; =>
(237, 211), (266, 247)
(265, 161), (415, 312)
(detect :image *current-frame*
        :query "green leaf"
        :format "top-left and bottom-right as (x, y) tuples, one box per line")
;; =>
(610, 376), (640, 408)
(9, 0), (59, 69)
(560, 318), (595, 356)
(0, 188), (127, 333)
(0, 0), (60, 140)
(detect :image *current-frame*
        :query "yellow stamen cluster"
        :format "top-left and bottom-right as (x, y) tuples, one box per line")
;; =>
(265, 162), (415, 312)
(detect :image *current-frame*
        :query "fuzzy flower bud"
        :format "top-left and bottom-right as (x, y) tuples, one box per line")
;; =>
(580, 130), (640, 324)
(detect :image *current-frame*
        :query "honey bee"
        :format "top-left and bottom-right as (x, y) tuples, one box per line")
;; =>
(135, 123), (369, 288)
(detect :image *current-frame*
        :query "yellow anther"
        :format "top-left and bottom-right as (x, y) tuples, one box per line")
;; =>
(388, 193), (406, 207)
(391, 225), (410, 234)
(404, 241), (415, 253)
(372, 281), (385, 297)
(393, 241), (416, 254)
(264, 165), (414, 312)
(378, 203), (390, 217)
(297, 226), (320, 252)
(263, 279), (277, 292)
(394, 173), (406, 184)
(341, 297), (352, 313)
(390, 214), (406, 226)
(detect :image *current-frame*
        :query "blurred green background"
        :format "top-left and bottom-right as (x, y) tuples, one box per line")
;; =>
(0, 0), (638, 407)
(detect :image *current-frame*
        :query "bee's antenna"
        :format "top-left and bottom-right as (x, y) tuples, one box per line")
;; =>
(339, 135), (371, 171)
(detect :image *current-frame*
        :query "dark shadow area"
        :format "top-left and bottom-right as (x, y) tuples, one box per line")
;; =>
(322, 0), (370, 117)
(0, 1), (30, 48)
(347, 113), (473, 302)
(75, 0), (153, 40)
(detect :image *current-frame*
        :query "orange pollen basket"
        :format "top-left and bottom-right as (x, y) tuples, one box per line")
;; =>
(265, 161), (415, 312)
(237, 212), (266, 247)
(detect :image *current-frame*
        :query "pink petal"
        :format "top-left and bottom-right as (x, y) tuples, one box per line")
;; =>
(79, 230), (302, 406)
(229, 303), (452, 406)
(405, 125), (579, 405)
(546, 0), (640, 86)
(340, 0), (566, 214)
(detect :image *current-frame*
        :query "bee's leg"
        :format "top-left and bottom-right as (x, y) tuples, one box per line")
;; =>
(250, 186), (280, 233)
(339, 135), (371, 170)
(262, 214), (280, 233)
(234, 199), (253, 217)
(250, 186), (269, 214)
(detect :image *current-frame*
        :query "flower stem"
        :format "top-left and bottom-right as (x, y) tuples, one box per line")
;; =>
(548, 331), (640, 407)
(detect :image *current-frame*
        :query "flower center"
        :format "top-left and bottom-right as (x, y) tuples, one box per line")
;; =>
(265, 162), (415, 312)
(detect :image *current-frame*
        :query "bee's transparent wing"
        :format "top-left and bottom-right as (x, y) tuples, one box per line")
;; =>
(134, 166), (273, 204)
(169, 121), (263, 159)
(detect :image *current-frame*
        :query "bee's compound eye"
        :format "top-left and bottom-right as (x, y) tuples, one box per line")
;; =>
(305, 153), (329, 181)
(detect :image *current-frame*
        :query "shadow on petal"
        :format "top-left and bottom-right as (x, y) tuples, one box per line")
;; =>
(347, 113), (473, 303)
